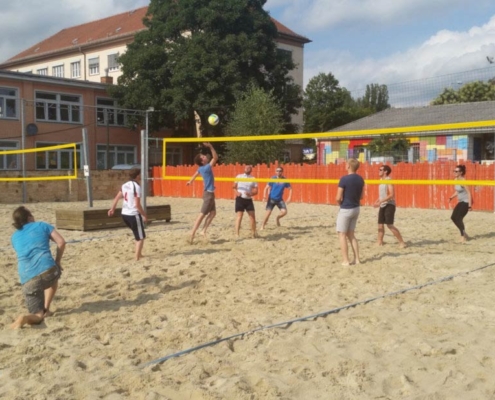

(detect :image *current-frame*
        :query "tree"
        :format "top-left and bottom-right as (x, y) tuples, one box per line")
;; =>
(356, 84), (390, 112)
(223, 84), (285, 165)
(109, 0), (301, 134)
(367, 134), (410, 162)
(303, 73), (353, 132)
(431, 81), (495, 105)
(302, 73), (380, 133)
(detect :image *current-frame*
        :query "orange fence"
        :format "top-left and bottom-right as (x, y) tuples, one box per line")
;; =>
(151, 161), (495, 211)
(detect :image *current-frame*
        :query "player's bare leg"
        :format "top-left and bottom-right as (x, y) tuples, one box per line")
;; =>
(261, 210), (272, 230)
(135, 239), (145, 260)
(387, 224), (406, 248)
(11, 310), (44, 329)
(43, 281), (58, 316)
(276, 209), (287, 227)
(201, 211), (216, 239)
(235, 212), (244, 237)
(190, 213), (206, 244)
(247, 210), (257, 238)
(377, 224), (385, 246)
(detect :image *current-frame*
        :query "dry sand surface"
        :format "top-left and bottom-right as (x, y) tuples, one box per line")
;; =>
(1, 197), (495, 399)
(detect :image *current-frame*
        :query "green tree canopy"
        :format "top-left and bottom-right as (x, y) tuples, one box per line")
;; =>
(356, 83), (390, 112)
(431, 80), (495, 105)
(223, 85), (284, 165)
(109, 0), (301, 133)
(367, 134), (410, 162)
(302, 73), (378, 133)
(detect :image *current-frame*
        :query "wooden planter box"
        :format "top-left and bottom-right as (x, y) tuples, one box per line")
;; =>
(56, 205), (171, 231)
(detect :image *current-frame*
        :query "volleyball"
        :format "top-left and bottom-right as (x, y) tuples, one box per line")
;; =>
(208, 114), (219, 126)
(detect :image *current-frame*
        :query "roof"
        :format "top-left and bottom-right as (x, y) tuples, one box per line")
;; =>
(323, 101), (495, 138)
(0, 69), (109, 90)
(3, 6), (310, 65)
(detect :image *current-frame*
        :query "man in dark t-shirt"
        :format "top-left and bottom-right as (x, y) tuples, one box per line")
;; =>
(336, 158), (365, 266)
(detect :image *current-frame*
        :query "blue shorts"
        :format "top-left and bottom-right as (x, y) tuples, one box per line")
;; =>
(266, 198), (287, 211)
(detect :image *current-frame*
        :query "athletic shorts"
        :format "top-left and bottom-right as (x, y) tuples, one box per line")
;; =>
(378, 204), (396, 225)
(336, 207), (360, 233)
(122, 214), (146, 241)
(266, 198), (287, 211)
(235, 196), (255, 213)
(201, 191), (216, 215)
(22, 265), (62, 314)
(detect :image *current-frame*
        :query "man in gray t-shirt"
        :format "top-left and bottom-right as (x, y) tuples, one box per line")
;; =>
(373, 165), (406, 248)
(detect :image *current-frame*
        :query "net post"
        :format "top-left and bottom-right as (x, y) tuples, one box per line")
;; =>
(141, 129), (147, 213)
(21, 99), (27, 203)
(82, 128), (93, 207)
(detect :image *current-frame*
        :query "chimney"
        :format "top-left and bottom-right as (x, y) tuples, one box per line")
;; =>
(100, 76), (113, 84)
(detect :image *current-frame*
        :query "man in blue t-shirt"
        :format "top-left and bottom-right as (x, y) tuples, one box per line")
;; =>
(186, 142), (218, 243)
(261, 166), (292, 230)
(336, 158), (365, 266)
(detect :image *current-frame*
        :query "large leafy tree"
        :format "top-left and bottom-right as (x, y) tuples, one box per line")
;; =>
(431, 80), (495, 105)
(109, 0), (301, 134)
(303, 72), (372, 133)
(367, 134), (410, 162)
(356, 83), (390, 112)
(223, 84), (284, 165)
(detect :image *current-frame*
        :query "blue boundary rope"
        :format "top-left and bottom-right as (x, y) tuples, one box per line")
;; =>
(139, 261), (495, 368)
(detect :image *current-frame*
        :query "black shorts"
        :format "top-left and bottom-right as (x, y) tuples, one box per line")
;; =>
(122, 214), (146, 241)
(378, 204), (396, 225)
(235, 197), (255, 213)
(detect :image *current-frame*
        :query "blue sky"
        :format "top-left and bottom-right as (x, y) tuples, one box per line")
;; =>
(1, 0), (495, 106)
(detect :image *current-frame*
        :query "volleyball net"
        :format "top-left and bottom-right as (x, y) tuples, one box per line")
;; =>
(162, 119), (495, 187)
(0, 143), (78, 181)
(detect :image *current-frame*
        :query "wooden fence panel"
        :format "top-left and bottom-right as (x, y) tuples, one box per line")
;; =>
(150, 161), (495, 212)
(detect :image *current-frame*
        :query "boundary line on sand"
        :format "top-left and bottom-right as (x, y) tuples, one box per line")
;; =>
(140, 261), (495, 368)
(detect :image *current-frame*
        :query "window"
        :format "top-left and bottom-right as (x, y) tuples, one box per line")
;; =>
(52, 65), (64, 78)
(97, 144), (136, 169)
(35, 142), (81, 170)
(108, 53), (119, 72)
(37, 68), (48, 76)
(277, 48), (293, 62)
(35, 91), (82, 123)
(71, 61), (81, 78)
(0, 87), (18, 119)
(96, 98), (128, 127)
(0, 141), (19, 170)
(89, 57), (99, 75)
(165, 147), (183, 166)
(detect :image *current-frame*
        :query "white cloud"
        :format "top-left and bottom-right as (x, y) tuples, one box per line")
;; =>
(304, 14), (495, 105)
(0, 0), (149, 62)
(269, 0), (479, 31)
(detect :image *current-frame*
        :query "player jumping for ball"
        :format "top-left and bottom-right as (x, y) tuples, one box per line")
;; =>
(186, 142), (218, 243)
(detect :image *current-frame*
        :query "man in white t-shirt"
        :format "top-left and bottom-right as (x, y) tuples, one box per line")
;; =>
(108, 169), (148, 260)
(233, 165), (258, 238)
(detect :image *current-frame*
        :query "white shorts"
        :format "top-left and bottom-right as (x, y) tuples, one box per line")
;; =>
(336, 207), (360, 233)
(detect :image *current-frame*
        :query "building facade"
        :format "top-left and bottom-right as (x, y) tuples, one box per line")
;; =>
(0, 6), (310, 131)
(317, 101), (495, 165)
(0, 70), (179, 172)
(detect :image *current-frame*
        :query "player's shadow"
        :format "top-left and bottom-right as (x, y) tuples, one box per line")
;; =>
(55, 279), (199, 315)
(470, 231), (495, 240)
(409, 239), (448, 246)
(55, 292), (161, 315)
(261, 233), (295, 242)
(173, 248), (230, 256)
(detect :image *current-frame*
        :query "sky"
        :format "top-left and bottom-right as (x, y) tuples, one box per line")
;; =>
(1, 0), (495, 106)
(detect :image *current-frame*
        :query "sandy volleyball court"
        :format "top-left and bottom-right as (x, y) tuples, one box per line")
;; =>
(1, 197), (495, 399)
